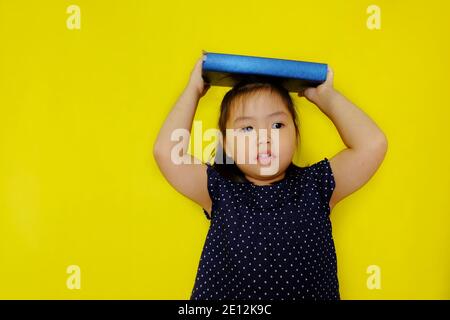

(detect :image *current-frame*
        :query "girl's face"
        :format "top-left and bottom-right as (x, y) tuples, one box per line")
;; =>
(224, 89), (298, 185)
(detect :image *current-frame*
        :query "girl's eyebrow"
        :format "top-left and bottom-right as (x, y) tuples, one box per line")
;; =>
(233, 111), (287, 124)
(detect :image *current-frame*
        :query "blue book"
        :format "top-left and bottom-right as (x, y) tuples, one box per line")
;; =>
(202, 51), (328, 92)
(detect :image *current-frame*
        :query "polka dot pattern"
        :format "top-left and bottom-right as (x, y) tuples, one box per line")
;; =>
(191, 158), (339, 300)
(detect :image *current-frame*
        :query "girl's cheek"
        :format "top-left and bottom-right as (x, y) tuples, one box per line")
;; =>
(225, 136), (252, 164)
(236, 135), (258, 164)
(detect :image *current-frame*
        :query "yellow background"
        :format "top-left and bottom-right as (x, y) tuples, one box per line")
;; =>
(0, 0), (449, 299)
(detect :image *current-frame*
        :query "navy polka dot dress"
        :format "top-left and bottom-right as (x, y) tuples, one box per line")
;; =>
(190, 157), (339, 301)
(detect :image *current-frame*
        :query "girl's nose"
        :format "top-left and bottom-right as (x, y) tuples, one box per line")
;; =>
(257, 129), (271, 144)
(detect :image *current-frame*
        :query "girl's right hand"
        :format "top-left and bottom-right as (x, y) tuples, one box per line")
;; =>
(298, 66), (337, 107)
(187, 54), (210, 98)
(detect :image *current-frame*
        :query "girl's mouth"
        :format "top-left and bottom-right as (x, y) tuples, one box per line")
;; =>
(256, 151), (274, 165)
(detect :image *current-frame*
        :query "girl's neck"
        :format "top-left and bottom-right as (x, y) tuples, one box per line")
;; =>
(245, 170), (287, 186)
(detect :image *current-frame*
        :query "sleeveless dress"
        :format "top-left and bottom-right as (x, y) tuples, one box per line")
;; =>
(190, 157), (339, 300)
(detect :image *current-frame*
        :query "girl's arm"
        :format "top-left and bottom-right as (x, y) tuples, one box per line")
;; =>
(299, 67), (388, 210)
(153, 55), (213, 217)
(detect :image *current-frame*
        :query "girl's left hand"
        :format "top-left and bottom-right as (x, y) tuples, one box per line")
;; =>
(298, 66), (336, 106)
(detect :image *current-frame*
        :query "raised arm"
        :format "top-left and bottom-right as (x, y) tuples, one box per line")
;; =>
(299, 67), (388, 210)
(153, 55), (213, 217)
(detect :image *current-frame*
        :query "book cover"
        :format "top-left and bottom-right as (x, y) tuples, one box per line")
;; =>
(202, 51), (328, 92)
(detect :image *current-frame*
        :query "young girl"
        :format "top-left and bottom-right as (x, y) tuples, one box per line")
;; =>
(153, 54), (388, 300)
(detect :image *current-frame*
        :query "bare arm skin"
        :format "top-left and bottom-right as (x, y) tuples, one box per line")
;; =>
(299, 67), (388, 210)
(153, 55), (214, 217)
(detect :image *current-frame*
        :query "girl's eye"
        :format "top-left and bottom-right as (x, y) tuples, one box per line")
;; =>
(272, 122), (285, 129)
(240, 126), (253, 133)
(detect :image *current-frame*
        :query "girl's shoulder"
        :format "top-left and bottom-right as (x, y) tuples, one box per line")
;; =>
(204, 157), (335, 199)
(201, 158), (335, 220)
(297, 157), (336, 205)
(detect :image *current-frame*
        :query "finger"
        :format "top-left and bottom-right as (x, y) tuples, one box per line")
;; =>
(326, 66), (334, 83)
(303, 88), (316, 100)
(194, 57), (203, 72)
